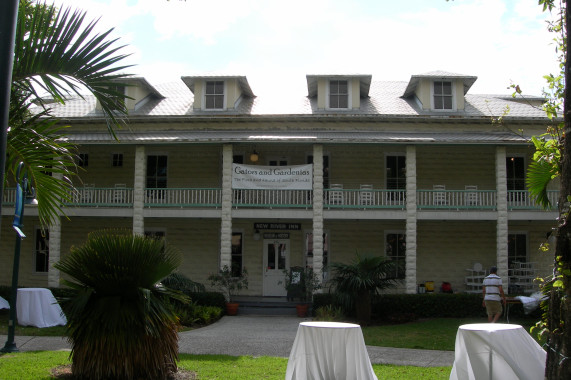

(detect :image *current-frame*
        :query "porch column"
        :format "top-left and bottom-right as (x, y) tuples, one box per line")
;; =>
(48, 172), (63, 287)
(312, 144), (324, 283)
(132, 145), (146, 235)
(496, 146), (509, 279)
(220, 144), (233, 270)
(405, 145), (417, 294)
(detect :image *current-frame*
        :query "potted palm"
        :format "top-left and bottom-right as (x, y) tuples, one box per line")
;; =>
(282, 266), (322, 317)
(208, 265), (248, 316)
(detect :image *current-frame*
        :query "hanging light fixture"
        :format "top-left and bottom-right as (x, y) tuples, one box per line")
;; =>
(250, 150), (259, 163)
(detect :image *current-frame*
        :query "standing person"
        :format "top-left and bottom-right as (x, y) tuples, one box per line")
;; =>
(482, 266), (507, 323)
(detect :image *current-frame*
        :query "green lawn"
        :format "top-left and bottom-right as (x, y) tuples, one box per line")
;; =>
(362, 316), (540, 351)
(0, 351), (452, 380)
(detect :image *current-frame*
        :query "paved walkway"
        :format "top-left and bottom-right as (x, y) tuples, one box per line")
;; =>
(1, 315), (454, 367)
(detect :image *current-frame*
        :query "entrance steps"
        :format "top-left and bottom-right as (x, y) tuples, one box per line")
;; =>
(232, 296), (303, 316)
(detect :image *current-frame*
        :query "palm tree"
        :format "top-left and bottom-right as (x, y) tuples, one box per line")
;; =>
(54, 230), (188, 380)
(329, 253), (401, 325)
(7, 0), (132, 226)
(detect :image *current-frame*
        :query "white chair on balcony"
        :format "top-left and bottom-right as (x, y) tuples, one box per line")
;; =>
(113, 183), (126, 203)
(433, 185), (447, 206)
(328, 184), (344, 205)
(464, 185), (479, 206)
(359, 184), (374, 206)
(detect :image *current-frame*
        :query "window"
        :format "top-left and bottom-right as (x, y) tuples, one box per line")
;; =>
(146, 155), (167, 200)
(269, 157), (288, 166)
(506, 156), (525, 191)
(386, 233), (406, 279)
(307, 155), (329, 189)
(231, 232), (243, 277)
(35, 229), (49, 273)
(78, 153), (89, 167)
(305, 232), (329, 277)
(433, 81), (453, 110)
(386, 155), (406, 190)
(508, 233), (527, 267)
(205, 81), (224, 109)
(109, 84), (126, 110)
(112, 153), (123, 167)
(329, 80), (349, 109)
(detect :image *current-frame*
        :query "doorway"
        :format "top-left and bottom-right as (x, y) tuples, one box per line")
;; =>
(262, 239), (289, 296)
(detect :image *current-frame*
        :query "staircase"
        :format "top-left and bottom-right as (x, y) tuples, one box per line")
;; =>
(233, 296), (306, 316)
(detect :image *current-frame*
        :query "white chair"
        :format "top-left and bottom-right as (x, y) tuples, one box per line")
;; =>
(113, 183), (126, 203)
(433, 185), (447, 206)
(328, 184), (344, 205)
(359, 184), (374, 206)
(464, 185), (479, 206)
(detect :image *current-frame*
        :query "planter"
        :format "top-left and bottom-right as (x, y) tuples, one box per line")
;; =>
(296, 303), (309, 318)
(225, 302), (239, 316)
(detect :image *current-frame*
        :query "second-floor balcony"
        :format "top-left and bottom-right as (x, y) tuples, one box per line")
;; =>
(2, 187), (559, 212)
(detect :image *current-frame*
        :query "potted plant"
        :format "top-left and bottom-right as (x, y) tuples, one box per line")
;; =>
(282, 266), (322, 317)
(208, 265), (248, 316)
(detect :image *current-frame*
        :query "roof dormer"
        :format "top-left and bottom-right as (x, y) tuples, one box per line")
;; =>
(402, 71), (477, 111)
(306, 74), (372, 111)
(95, 76), (165, 112)
(181, 75), (255, 111)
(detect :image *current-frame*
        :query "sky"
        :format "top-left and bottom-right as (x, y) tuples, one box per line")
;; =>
(50, 0), (559, 99)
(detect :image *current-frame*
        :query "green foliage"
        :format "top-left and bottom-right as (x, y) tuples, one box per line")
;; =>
(162, 272), (206, 293)
(188, 291), (227, 309)
(281, 266), (322, 302)
(329, 253), (400, 324)
(314, 304), (344, 321)
(8, 0), (133, 226)
(208, 265), (248, 302)
(54, 230), (187, 380)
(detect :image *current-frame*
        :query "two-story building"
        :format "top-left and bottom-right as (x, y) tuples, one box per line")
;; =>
(0, 71), (557, 296)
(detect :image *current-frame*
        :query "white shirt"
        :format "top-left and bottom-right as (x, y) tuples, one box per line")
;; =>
(483, 274), (502, 301)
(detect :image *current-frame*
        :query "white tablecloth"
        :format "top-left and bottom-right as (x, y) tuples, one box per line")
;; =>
(0, 296), (9, 309)
(449, 323), (546, 380)
(16, 288), (67, 328)
(285, 321), (378, 380)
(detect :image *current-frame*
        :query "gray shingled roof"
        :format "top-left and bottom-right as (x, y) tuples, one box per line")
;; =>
(38, 78), (548, 120)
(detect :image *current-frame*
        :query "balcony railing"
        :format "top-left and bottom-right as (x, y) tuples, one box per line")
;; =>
(1, 187), (559, 211)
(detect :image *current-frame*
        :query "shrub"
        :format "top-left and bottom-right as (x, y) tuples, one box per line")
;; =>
(54, 230), (188, 380)
(314, 305), (344, 321)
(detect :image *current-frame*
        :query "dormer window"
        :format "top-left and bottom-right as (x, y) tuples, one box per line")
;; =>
(205, 81), (225, 109)
(329, 80), (349, 109)
(433, 81), (453, 110)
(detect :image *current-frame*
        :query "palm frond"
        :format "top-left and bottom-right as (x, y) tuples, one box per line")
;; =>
(527, 160), (558, 209)
(12, 2), (133, 137)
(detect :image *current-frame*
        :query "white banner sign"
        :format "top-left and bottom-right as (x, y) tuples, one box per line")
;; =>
(232, 164), (313, 190)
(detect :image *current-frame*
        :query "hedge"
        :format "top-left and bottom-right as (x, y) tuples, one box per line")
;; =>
(313, 292), (541, 320)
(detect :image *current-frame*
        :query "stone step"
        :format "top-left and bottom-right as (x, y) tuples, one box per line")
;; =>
(232, 296), (309, 316)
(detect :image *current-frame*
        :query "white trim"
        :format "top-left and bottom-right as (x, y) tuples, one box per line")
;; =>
(325, 78), (352, 110)
(430, 80), (456, 111)
(203, 79), (227, 111)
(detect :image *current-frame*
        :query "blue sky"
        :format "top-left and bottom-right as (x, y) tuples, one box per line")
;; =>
(52, 0), (557, 99)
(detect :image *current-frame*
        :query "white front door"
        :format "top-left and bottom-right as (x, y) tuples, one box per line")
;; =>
(263, 239), (289, 296)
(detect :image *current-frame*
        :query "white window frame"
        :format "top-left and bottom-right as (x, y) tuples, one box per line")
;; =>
(231, 229), (245, 276)
(267, 156), (289, 166)
(385, 153), (406, 190)
(431, 80), (456, 111)
(203, 80), (226, 110)
(326, 79), (351, 110)
(385, 230), (406, 279)
(112, 152), (124, 167)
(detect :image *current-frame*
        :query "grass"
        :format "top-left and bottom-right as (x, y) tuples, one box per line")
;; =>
(361, 316), (541, 351)
(0, 310), (67, 337)
(0, 351), (452, 380)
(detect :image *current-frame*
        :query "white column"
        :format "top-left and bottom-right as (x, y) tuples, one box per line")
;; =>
(47, 171), (63, 287)
(312, 145), (324, 283)
(132, 145), (146, 235)
(405, 145), (418, 294)
(220, 144), (233, 270)
(496, 146), (509, 279)
(47, 216), (61, 287)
